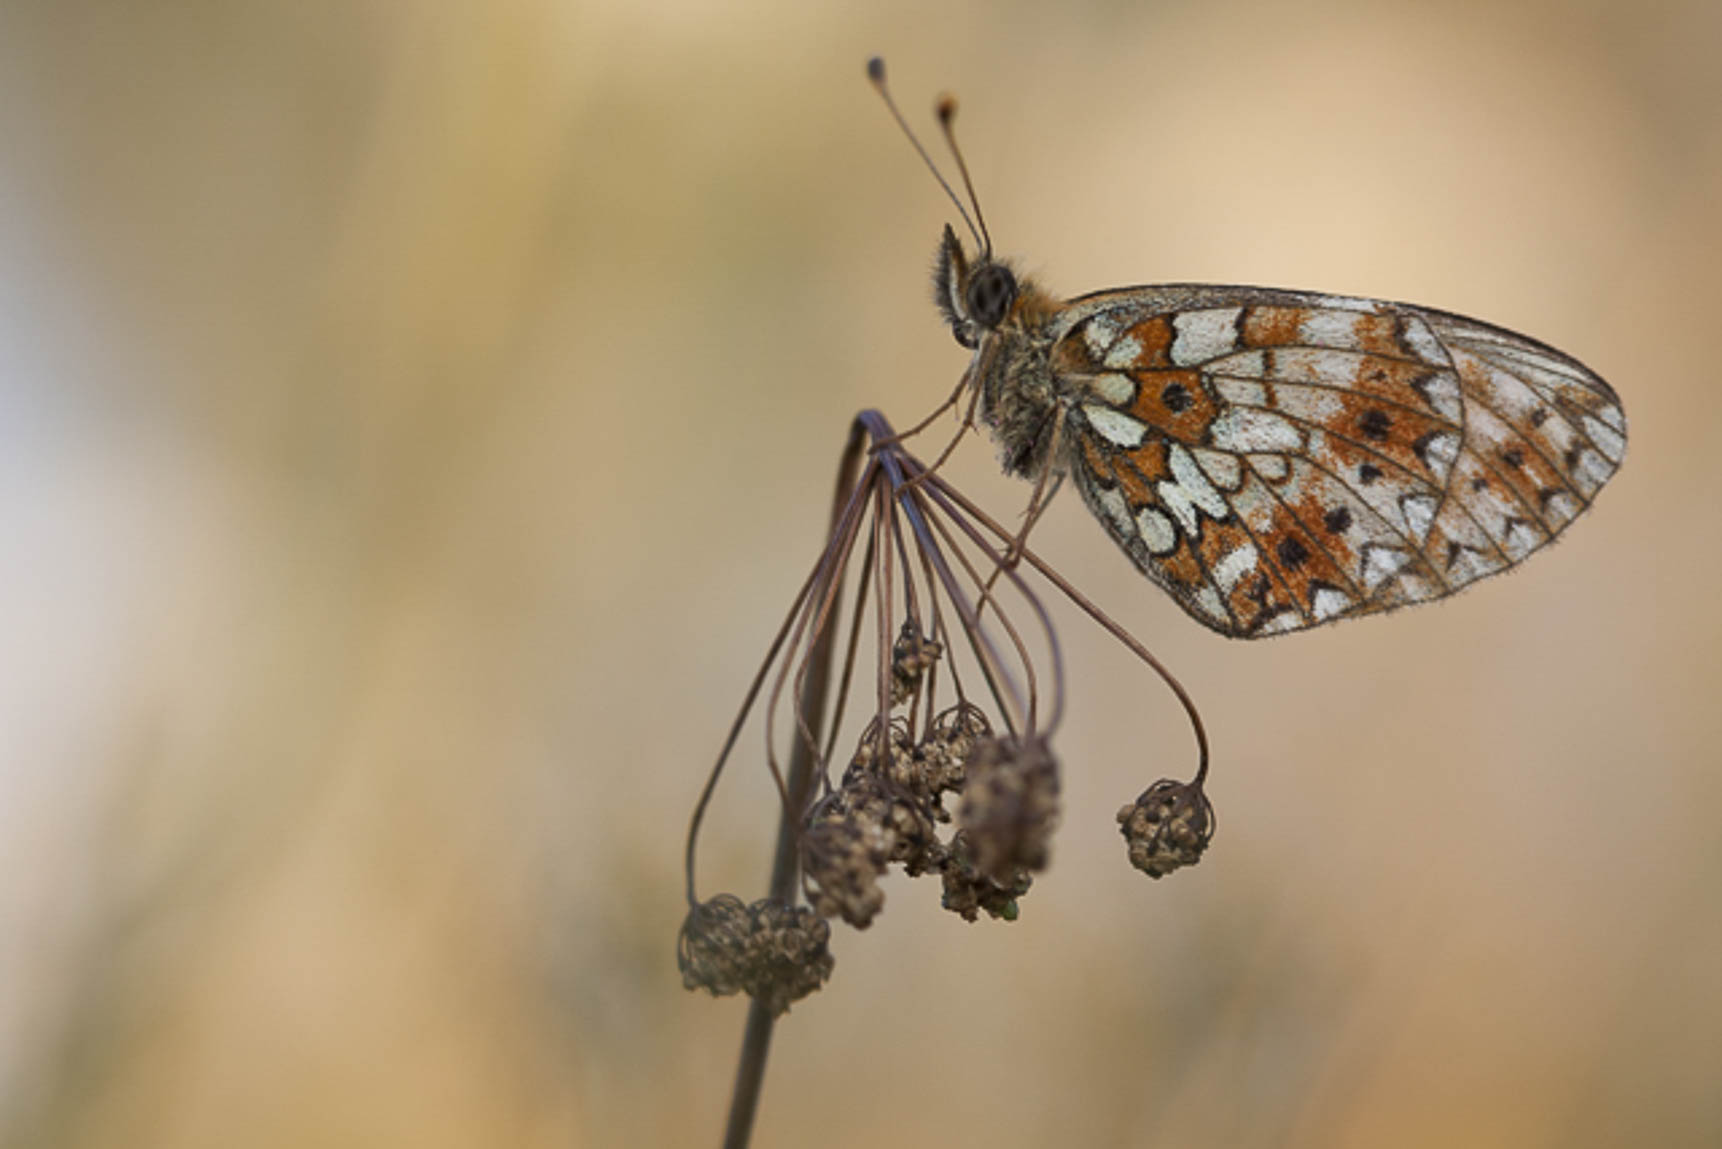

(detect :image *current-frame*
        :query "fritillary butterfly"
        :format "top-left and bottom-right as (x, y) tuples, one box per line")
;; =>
(876, 59), (1626, 637)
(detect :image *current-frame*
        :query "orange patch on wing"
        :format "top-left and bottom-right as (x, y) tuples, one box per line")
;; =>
(1484, 432), (1569, 525)
(1256, 505), (1350, 614)
(1129, 368), (1218, 442)
(1078, 434), (1113, 482)
(1120, 440), (1171, 485)
(1154, 538), (1206, 590)
(1121, 316), (1175, 369)
(1086, 438), (1167, 509)
(1345, 355), (1451, 416)
(1324, 391), (1453, 483)
(1193, 520), (1290, 630)
(1241, 306), (1306, 348)
(1287, 488), (1362, 587)
(1352, 312), (1408, 358)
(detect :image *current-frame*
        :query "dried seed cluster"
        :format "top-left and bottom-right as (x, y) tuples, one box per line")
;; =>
(801, 701), (1055, 927)
(890, 619), (943, 705)
(957, 733), (1059, 883)
(1117, 777), (1215, 879)
(678, 893), (834, 1017)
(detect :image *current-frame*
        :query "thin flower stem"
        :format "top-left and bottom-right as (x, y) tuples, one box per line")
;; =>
(720, 416), (869, 1149)
(767, 458), (876, 809)
(917, 467), (1211, 784)
(862, 410), (1029, 737)
(818, 527), (877, 783)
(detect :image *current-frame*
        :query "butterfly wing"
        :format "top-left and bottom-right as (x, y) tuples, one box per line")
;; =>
(1048, 286), (1626, 637)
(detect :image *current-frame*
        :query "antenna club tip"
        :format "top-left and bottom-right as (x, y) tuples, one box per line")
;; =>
(866, 56), (885, 83)
(936, 93), (958, 123)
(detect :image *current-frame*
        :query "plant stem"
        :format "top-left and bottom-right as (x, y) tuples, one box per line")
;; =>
(720, 416), (871, 1149)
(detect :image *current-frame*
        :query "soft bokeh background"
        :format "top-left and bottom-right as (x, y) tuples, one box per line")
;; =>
(1, 1), (1718, 1146)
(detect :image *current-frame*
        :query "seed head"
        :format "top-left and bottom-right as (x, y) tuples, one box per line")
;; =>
(889, 618), (943, 705)
(801, 791), (893, 927)
(1117, 778), (1214, 879)
(940, 829), (1033, 922)
(957, 734), (1060, 883)
(678, 894), (834, 1016)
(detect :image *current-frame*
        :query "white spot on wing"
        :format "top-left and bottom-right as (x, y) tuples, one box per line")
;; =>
(1213, 374), (1268, 406)
(1595, 403), (1625, 433)
(1171, 309), (1241, 367)
(1576, 448), (1613, 488)
(1270, 383), (1345, 424)
(1168, 444), (1231, 521)
(1249, 453), (1290, 482)
(1089, 373), (1136, 405)
(1500, 518), (1541, 559)
(1094, 485), (1134, 538)
(1400, 315), (1449, 365)
(1104, 335), (1144, 369)
(1157, 481), (1201, 536)
(1136, 506), (1177, 555)
(1083, 405), (1149, 448)
(1418, 371), (1465, 422)
(1298, 310), (1363, 349)
(1312, 586), (1351, 620)
(1401, 493), (1439, 543)
(1211, 408), (1303, 453)
(1540, 490), (1580, 527)
(1361, 545), (1412, 590)
(1209, 349), (1265, 376)
(1271, 348), (1366, 387)
(1424, 431), (1461, 480)
(1083, 313), (1121, 360)
(1583, 415), (1626, 463)
(1193, 586), (1229, 623)
(1211, 544), (1259, 592)
(1192, 448), (1243, 490)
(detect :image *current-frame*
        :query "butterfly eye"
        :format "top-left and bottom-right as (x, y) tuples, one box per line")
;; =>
(965, 263), (1017, 330)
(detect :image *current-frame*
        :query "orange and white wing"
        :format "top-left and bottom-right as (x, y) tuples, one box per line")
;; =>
(1050, 286), (1625, 637)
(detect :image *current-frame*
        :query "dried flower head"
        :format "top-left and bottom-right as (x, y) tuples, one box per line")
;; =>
(890, 618), (943, 705)
(678, 894), (834, 1017)
(1117, 777), (1215, 879)
(940, 829), (1034, 922)
(956, 734), (1060, 883)
(799, 785), (895, 930)
(683, 410), (1216, 1019)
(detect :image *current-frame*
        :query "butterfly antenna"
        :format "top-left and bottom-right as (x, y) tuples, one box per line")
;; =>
(867, 57), (984, 254)
(935, 94), (993, 259)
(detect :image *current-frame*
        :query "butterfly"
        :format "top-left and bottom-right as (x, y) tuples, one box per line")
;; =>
(874, 58), (1626, 638)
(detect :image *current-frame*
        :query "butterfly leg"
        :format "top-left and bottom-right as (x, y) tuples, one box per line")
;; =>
(895, 364), (986, 491)
(871, 372), (969, 450)
(977, 404), (1068, 610)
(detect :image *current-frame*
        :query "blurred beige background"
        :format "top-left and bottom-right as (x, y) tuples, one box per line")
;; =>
(1, 1), (1717, 1146)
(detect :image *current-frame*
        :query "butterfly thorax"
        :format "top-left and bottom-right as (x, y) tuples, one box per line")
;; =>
(972, 288), (1066, 478)
(933, 225), (1073, 478)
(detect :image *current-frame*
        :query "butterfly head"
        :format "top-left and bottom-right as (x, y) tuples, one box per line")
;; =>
(933, 223), (1018, 350)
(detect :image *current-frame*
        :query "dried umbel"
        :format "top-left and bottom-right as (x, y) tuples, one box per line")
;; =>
(684, 411), (1217, 1025)
(956, 734), (1060, 883)
(678, 894), (834, 1017)
(1117, 778), (1215, 879)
